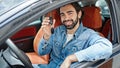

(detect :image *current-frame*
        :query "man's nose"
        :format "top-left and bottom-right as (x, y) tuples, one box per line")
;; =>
(64, 14), (70, 20)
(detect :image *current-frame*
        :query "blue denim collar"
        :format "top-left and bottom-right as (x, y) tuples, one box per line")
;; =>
(74, 23), (84, 39)
(60, 22), (84, 39)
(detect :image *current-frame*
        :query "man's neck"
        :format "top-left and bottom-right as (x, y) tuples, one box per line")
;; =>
(67, 22), (80, 34)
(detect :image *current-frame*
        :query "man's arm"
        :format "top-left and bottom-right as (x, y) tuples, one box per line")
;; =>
(60, 34), (112, 68)
(60, 54), (78, 68)
(75, 35), (112, 62)
(38, 17), (55, 55)
(38, 37), (52, 55)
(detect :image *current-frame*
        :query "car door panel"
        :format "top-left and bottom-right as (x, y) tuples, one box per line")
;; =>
(11, 26), (36, 52)
(11, 22), (41, 52)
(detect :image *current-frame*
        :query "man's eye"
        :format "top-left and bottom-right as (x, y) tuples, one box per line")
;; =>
(60, 14), (64, 17)
(68, 12), (73, 15)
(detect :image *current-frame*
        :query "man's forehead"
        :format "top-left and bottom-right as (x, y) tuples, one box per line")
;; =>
(60, 4), (75, 12)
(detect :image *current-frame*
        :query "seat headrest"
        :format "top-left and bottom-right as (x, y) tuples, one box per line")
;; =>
(82, 6), (102, 31)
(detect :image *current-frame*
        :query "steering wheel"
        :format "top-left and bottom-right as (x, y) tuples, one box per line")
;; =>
(5, 39), (33, 68)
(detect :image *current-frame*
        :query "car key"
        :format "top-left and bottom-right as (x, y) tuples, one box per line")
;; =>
(49, 17), (53, 25)
(49, 17), (54, 34)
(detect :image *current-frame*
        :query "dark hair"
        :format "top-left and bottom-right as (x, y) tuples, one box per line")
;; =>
(70, 2), (82, 13)
(57, 2), (82, 14)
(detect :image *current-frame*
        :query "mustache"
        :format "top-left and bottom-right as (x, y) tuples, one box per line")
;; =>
(63, 19), (73, 23)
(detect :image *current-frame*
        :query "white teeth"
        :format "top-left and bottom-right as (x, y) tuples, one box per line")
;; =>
(66, 21), (72, 25)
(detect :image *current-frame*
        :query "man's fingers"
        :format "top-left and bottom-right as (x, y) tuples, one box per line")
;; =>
(41, 26), (50, 35)
(42, 20), (50, 25)
(42, 17), (50, 25)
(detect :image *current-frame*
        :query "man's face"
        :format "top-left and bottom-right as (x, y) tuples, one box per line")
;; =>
(60, 4), (81, 29)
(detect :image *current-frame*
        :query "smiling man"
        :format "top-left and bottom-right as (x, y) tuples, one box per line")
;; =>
(34, 2), (112, 68)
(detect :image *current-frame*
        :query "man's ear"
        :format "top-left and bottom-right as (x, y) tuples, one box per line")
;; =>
(78, 11), (82, 18)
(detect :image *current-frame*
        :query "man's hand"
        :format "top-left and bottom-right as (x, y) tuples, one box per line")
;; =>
(41, 17), (55, 40)
(60, 54), (78, 68)
(60, 56), (71, 68)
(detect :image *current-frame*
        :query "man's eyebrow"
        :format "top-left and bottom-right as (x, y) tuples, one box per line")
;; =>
(67, 11), (74, 13)
(60, 10), (74, 14)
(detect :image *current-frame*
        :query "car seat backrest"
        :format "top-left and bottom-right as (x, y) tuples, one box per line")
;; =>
(82, 6), (102, 32)
(101, 19), (112, 41)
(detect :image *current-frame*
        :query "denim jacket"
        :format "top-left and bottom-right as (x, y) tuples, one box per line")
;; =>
(38, 23), (112, 68)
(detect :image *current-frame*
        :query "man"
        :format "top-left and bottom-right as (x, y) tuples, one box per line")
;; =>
(36, 2), (112, 68)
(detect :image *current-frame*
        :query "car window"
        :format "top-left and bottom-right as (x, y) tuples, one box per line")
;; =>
(0, 0), (27, 15)
(117, 0), (120, 10)
(28, 17), (42, 26)
(96, 0), (110, 17)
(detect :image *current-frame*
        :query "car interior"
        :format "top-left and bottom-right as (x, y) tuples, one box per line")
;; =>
(0, 0), (113, 68)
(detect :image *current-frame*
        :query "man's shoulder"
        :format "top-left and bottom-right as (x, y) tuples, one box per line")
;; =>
(77, 27), (98, 40)
(83, 27), (96, 34)
(83, 27), (100, 37)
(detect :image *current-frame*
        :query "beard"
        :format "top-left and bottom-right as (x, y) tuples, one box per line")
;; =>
(62, 17), (79, 29)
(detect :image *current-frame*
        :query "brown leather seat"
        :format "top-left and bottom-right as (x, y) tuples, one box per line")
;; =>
(82, 6), (104, 37)
(26, 6), (104, 64)
(101, 19), (112, 41)
(82, 6), (102, 32)
(26, 10), (61, 64)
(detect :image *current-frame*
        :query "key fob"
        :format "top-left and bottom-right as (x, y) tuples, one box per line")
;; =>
(49, 17), (53, 25)
(51, 28), (54, 34)
(49, 17), (54, 34)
